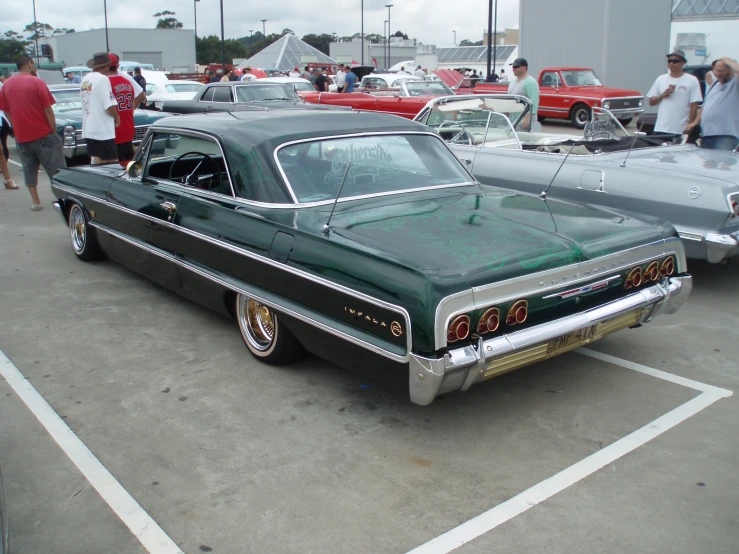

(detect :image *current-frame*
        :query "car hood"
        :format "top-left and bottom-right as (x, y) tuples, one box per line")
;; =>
(322, 187), (675, 287)
(608, 145), (739, 185)
(565, 86), (642, 98)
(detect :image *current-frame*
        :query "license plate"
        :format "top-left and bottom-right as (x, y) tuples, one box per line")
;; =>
(547, 324), (598, 354)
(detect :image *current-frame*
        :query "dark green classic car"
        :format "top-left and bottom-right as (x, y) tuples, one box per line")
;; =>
(50, 111), (691, 405)
(50, 84), (171, 164)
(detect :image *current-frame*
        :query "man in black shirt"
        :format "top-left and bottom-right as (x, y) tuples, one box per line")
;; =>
(133, 67), (146, 89)
(314, 69), (329, 92)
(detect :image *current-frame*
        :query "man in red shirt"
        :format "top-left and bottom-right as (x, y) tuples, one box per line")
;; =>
(107, 54), (146, 162)
(0, 55), (65, 211)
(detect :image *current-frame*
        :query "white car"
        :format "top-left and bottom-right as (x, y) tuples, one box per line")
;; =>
(359, 73), (422, 90)
(145, 80), (204, 110)
(260, 76), (317, 93)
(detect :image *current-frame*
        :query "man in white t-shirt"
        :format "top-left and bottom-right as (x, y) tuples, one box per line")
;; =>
(240, 67), (257, 82)
(647, 49), (702, 135)
(335, 64), (346, 92)
(80, 52), (120, 164)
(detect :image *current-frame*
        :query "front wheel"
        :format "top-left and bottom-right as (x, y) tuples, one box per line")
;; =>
(68, 203), (103, 261)
(235, 294), (304, 365)
(570, 104), (591, 129)
(618, 117), (633, 127)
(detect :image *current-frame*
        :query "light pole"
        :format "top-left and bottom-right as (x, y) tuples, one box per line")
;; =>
(384, 20), (388, 69)
(219, 0), (225, 70)
(485, 0), (493, 81)
(385, 4), (393, 70)
(32, 0), (41, 64)
(453, 30), (456, 46)
(361, 0), (364, 65)
(261, 19), (267, 38)
(194, 0), (199, 38)
(103, 0), (109, 52)
(492, 0), (498, 76)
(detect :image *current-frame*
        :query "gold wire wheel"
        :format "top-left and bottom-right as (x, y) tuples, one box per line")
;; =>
(242, 298), (277, 351)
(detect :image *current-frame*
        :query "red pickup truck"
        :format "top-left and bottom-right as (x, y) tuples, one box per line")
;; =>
(471, 67), (644, 129)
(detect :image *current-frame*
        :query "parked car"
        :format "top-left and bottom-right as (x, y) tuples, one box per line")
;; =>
(49, 110), (690, 405)
(160, 82), (346, 113)
(49, 84), (172, 165)
(145, 80), (204, 110)
(472, 67), (644, 128)
(260, 76), (316, 93)
(300, 79), (455, 119)
(415, 94), (739, 263)
(62, 65), (91, 80)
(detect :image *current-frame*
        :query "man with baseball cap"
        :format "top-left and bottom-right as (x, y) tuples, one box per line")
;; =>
(508, 58), (539, 130)
(647, 48), (702, 136)
(107, 53), (146, 162)
(80, 52), (120, 164)
(240, 66), (257, 82)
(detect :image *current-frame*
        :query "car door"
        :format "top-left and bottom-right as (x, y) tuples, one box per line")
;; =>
(105, 133), (182, 289)
(538, 71), (564, 119)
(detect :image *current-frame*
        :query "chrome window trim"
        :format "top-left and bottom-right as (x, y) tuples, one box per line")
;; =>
(54, 183), (413, 357)
(91, 222), (409, 363)
(273, 130), (476, 205)
(139, 128), (236, 199)
(433, 237), (686, 350)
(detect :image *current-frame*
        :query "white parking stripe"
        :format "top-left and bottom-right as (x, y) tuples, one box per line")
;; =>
(407, 351), (732, 554)
(0, 350), (183, 554)
(7, 159), (22, 168)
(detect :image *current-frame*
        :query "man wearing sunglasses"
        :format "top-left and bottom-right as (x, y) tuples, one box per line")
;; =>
(507, 58), (539, 131)
(646, 48), (702, 136)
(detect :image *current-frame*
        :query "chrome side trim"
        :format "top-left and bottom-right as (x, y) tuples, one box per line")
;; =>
(433, 238), (686, 350)
(411, 275), (690, 405)
(91, 222), (410, 363)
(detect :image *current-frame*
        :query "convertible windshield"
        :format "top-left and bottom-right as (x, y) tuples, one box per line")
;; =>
(235, 85), (300, 103)
(51, 89), (82, 112)
(560, 70), (603, 87)
(405, 81), (453, 96)
(276, 134), (472, 203)
(419, 96), (530, 134)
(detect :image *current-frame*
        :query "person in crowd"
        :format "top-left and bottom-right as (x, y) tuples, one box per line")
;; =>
(80, 52), (120, 165)
(685, 57), (739, 151)
(240, 66), (257, 82)
(470, 69), (481, 86)
(0, 76), (17, 189)
(301, 66), (312, 81)
(0, 55), (65, 209)
(220, 68), (232, 82)
(647, 48), (702, 136)
(499, 68), (508, 83)
(343, 65), (357, 93)
(228, 70), (239, 81)
(64, 71), (82, 84)
(705, 59), (717, 87)
(399, 66), (409, 75)
(314, 69), (329, 92)
(132, 67), (146, 90)
(289, 67), (300, 78)
(107, 54), (145, 162)
(335, 64), (346, 92)
(414, 65), (425, 79)
(508, 58), (539, 130)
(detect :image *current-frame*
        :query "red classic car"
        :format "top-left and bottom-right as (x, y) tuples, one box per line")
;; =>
(300, 79), (456, 119)
(472, 67), (644, 128)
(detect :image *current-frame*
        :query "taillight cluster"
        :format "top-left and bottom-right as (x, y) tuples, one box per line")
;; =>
(447, 299), (529, 344)
(624, 256), (675, 290)
(730, 197), (739, 220)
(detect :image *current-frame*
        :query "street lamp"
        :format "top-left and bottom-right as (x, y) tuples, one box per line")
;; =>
(385, 4), (393, 70)
(261, 19), (267, 37)
(219, 0), (225, 70)
(103, 0), (109, 51)
(486, 0), (493, 81)
(361, 0), (365, 65)
(32, 0), (41, 64)
(384, 20), (388, 69)
(194, 0), (199, 38)
(453, 30), (456, 46)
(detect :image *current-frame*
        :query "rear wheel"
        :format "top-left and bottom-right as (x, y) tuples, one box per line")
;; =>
(570, 104), (591, 129)
(68, 203), (103, 261)
(235, 294), (304, 364)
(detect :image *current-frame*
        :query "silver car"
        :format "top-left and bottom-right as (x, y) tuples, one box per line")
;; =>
(415, 95), (739, 263)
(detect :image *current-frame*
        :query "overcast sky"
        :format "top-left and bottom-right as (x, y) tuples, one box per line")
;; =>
(4, 0), (520, 47)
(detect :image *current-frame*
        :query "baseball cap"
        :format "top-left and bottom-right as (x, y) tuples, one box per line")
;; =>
(666, 49), (687, 62)
(510, 58), (528, 68)
(108, 53), (120, 69)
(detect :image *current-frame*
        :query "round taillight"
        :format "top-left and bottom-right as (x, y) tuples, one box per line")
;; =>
(506, 300), (528, 325)
(660, 256), (675, 276)
(448, 315), (471, 343)
(478, 307), (500, 334)
(731, 200), (739, 218)
(645, 261), (660, 282)
(625, 267), (643, 289)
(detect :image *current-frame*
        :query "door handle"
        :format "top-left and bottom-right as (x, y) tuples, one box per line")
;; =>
(159, 201), (177, 214)
(459, 158), (472, 165)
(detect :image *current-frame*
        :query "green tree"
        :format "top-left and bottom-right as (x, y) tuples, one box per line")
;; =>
(301, 33), (334, 55)
(0, 31), (30, 63)
(459, 39), (483, 46)
(153, 10), (183, 29)
(393, 30), (409, 40)
(195, 35), (247, 65)
(23, 22), (54, 40)
(365, 33), (383, 44)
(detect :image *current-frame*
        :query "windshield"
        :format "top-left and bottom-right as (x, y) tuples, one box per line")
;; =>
(166, 83), (203, 93)
(405, 81), (453, 96)
(419, 96), (530, 135)
(51, 89), (82, 112)
(560, 70), (602, 87)
(276, 134), (472, 203)
(234, 84), (300, 102)
(292, 82), (315, 92)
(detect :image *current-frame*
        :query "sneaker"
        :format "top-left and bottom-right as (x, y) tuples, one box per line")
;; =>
(31, 204), (43, 211)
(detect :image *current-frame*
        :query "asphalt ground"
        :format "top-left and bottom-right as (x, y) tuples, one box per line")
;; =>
(1, 142), (738, 554)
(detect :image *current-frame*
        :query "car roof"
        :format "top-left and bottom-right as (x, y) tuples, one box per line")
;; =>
(205, 82), (287, 87)
(261, 77), (312, 84)
(49, 84), (82, 91)
(162, 80), (203, 85)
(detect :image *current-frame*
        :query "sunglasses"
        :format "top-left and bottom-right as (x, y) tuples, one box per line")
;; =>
(667, 59), (684, 64)
(512, 65), (521, 69)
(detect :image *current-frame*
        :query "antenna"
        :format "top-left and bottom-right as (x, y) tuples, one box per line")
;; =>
(540, 142), (575, 200)
(322, 161), (352, 236)
(620, 120), (645, 168)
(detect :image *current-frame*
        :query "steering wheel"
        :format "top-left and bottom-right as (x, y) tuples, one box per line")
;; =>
(438, 121), (474, 145)
(169, 151), (220, 187)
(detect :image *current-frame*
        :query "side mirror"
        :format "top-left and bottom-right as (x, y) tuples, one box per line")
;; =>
(126, 160), (143, 178)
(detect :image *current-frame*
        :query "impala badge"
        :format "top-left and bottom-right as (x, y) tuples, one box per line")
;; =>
(543, 276), (620, 300)
(688, 186), (700, 199)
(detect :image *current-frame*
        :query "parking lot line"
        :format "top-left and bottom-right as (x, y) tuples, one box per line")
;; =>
(0, 350), (184, 554)
(407, 350), (732, 554)
(7, 159), (21, 168)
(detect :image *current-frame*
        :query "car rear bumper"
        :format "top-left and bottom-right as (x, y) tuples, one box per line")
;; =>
(63, 144), (87, 159)
(408, 275), (691, 406)
(679, 230), (739, 263)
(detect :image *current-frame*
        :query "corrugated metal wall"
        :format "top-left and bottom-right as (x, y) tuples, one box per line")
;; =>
(520, 0), (672, 106)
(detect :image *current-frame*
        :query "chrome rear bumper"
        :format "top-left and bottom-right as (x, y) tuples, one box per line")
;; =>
(408, 275), (691, 406)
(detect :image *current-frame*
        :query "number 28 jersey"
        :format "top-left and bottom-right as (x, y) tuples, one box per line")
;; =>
(108, 74), (138, 144)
